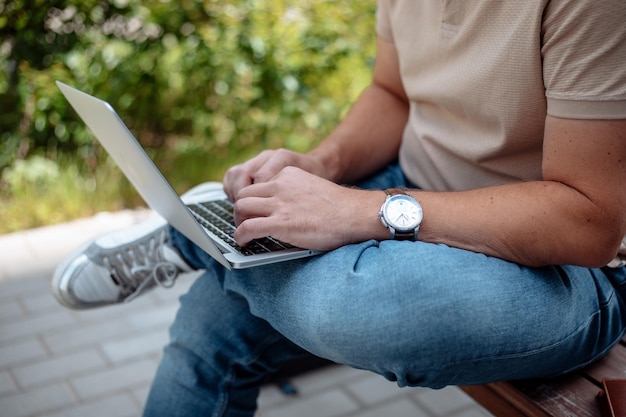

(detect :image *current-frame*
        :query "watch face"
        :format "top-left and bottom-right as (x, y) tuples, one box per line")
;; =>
(383, 195), (423, 232)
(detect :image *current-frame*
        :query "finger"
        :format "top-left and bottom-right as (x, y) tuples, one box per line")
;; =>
(235, 181), (278, 200)
(227, 173), (254, 202)
(251, 149), (301, 184)
(233, 196), (272, 226)
(223, 151), (274, 200)
(223, 165), (244, 200)
(234, 217), (279, 246)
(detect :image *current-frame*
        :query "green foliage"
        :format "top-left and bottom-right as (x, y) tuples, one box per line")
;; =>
(0, 0), (376, 233)
(1, 155), (136, 232)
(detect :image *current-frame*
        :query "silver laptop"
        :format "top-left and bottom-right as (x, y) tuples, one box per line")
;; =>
(56, 81), (321, 269)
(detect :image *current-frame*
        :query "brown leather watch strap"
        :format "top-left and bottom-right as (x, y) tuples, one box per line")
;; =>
(384, 188), (408, 196)
(394, 231), (416, 240)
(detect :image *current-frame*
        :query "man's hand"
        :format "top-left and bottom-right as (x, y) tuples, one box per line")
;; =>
(223, 149), (331, 202)
(232, 166), (380, 251)
(220, 36), (412, 252)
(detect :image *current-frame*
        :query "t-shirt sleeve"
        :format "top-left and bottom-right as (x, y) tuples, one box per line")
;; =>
(542, 0), (626, 119)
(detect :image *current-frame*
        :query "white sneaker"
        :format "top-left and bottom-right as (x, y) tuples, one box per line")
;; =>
(51, 216), (192, 309)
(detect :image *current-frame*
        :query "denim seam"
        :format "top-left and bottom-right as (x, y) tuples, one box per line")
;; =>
(441, 306), (623, 376)
(214, 366), (235, 417)
(598, 288), (615, 309)
(451, 274), (621, 368)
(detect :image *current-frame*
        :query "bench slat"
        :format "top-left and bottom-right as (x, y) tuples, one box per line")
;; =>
(462, 343), (626, 417)
(583, 344), (626, 382)
(510, 375), (600, 417)
(461, 383), (548, 417)
(462, 332), (626, 417)
(463, 374), (601, 417)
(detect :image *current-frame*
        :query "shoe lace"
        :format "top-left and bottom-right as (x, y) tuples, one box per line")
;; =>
(101, 229), (178, 302)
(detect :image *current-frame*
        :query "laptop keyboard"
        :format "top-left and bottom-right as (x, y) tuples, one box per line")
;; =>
(186, 200), (294, 256)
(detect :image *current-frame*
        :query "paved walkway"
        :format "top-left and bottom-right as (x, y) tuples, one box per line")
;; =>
(0, 212), (494, 417)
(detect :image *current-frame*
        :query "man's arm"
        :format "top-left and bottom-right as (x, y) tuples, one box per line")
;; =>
(309, 37), (409, 184)
(331, 116), (626, 267)
(223, 38), (408, 200)
(233, 38), (626, 268)
(406, 116), (626, 267)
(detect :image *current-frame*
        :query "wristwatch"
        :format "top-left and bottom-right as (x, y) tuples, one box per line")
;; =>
(378, 188), (423, 240)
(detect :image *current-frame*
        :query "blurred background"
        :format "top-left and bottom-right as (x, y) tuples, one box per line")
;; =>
(0, 0), (376, 234)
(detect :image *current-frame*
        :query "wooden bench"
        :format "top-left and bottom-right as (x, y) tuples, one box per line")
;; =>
(461, 334), (626, 417)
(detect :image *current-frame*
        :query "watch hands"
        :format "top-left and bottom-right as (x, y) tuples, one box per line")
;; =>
(396, 213), (409, 224)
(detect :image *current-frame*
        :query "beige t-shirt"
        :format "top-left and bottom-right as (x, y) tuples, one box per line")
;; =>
(376, 0), (626, 266)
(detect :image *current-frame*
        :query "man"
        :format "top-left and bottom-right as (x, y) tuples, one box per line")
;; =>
(53, 1), (626, 416)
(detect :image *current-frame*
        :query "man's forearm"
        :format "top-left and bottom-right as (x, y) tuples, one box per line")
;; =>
(346, 116), (626, 268)
(309, 82), (409, 184)
(412, 181), (623, 268)
(343, 180), (621, 268)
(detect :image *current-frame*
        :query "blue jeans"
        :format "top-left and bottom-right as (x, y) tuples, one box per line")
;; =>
(143, 164), (626, 417)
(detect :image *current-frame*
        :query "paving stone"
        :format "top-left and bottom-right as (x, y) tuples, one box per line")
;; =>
(20, 291), (60, 314)
(0, 339), (47, 368)
(40, 393), (140, 417)
(350, 398), (431, 417)
(43, 319), (134, 354)
(0, 276), (50, 299)
(71, 294), (159, 324)
(416, 386), (478, 417)
(257, 389), (360, 417)
(0, 383), (75, 417)
(0, 309), (77, 343)
(70, 358), (158, 400)
(257, 384), (292, 409)
(131, 384), (152, 410)
(101, 329), (169, 363)
(0, 237), (42, 283)
(287, 364), (366, 396)
(0, 299), (23, 321)
(12, 348), (107, 388)
(0, 370), (17, 396)
(344, 372), (413, 406)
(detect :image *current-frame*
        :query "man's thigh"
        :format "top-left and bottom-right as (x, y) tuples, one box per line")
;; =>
(223, 239), (626, 387)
